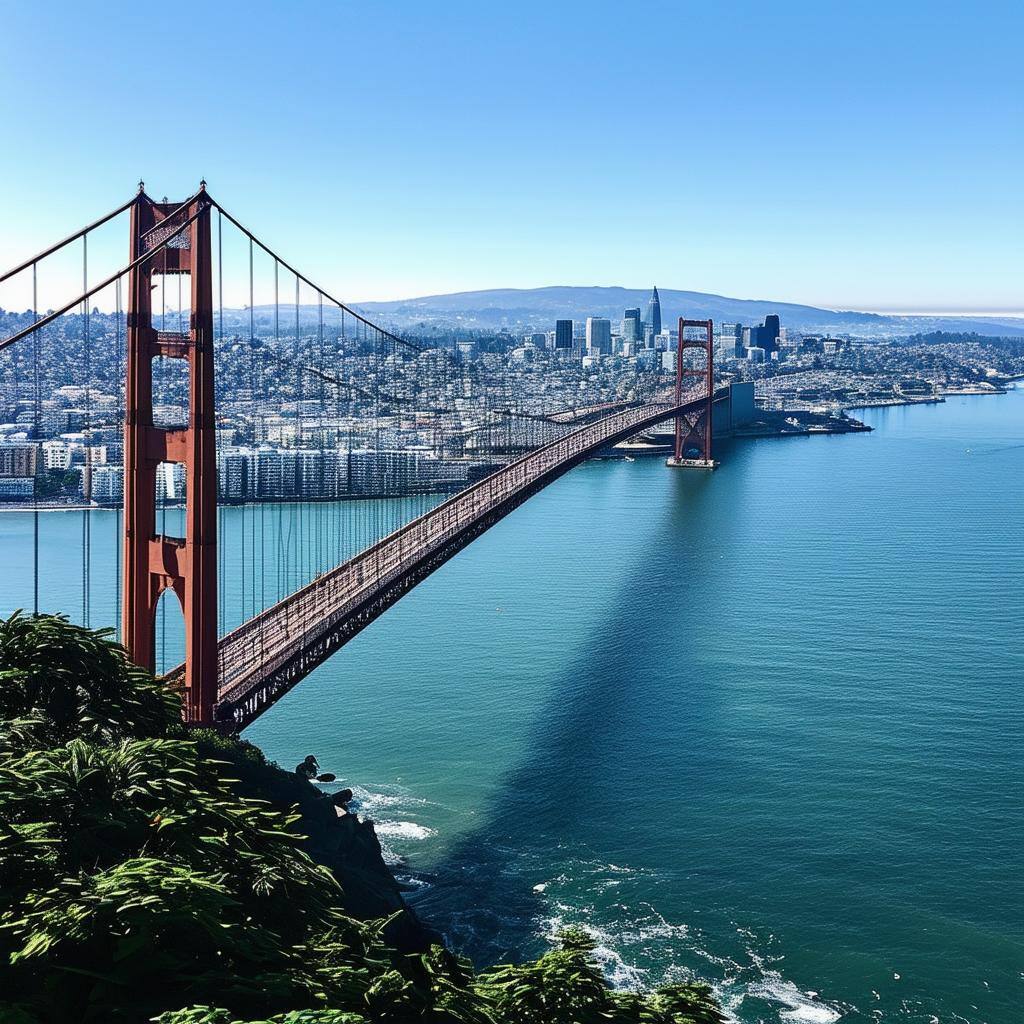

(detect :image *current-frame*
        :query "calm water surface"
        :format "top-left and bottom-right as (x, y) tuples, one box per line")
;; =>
(3, 390), (1022, 1024)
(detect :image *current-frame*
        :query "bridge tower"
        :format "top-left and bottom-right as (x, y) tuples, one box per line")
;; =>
(667, 317), (716, 469)
(122, 186), (218, 724)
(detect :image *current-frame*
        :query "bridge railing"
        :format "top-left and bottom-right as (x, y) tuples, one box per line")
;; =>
(213, 387), (707, 704)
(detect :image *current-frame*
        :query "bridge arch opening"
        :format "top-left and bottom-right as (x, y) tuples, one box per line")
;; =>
(153, 585), (185, 678)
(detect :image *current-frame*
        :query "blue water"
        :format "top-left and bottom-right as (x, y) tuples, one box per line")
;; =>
(3, 391), (1022, 1023)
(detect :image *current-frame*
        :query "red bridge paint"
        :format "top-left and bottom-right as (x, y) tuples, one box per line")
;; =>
(674, 318), (714, 465)
(122, 189), (218, 725)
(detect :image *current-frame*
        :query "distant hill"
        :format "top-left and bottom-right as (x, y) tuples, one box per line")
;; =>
(353, 285), (1024, 338)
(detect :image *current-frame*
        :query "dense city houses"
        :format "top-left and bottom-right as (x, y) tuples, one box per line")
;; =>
(0, 292), (1020, 506)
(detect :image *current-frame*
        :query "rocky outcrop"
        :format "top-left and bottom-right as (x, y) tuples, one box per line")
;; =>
(195, 732), (437, 952)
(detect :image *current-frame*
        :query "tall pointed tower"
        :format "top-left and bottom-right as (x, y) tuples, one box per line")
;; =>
(645, 285), (662, 340)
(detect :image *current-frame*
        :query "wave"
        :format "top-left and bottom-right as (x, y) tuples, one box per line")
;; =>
(532, 879), (845, 1024)
(744, 975), (842, 1024)
(349, 796), (847, 1024)
(374, 819), (437, 842)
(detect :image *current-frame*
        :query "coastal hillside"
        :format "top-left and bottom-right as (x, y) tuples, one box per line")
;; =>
(0, 613), (725, 1024)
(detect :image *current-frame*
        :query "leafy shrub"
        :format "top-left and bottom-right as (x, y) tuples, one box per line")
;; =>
(0, 614), (723, 1024)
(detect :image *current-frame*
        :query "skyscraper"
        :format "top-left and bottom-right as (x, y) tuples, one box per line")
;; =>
(644, 286), (662, 341)
(622, 307), (642, 344)
(715, 322), (743, 359)
(555, 319), (573, 350)
(585, 317), (612, 355)
(749, 314), (781, 356)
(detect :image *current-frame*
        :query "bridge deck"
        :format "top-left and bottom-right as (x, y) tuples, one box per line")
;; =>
(211, 391), (709, 728)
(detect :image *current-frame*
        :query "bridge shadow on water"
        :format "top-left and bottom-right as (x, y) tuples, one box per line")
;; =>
(410, 450), (745, 968)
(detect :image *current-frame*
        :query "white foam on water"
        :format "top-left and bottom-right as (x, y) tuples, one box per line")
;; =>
(352, 783), (435, 812)
(394, 873), (432, 892)
(374, 819), (437, 841)
(539, 910), (651, 991)
(747, 973), (843, 1024)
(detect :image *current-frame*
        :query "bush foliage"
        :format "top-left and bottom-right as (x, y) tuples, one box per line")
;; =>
(0, 613), (724, 1024)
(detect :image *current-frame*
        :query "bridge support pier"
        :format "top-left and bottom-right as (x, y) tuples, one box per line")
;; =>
(122, 187), (218, 724)
(667, 317), (716, 470)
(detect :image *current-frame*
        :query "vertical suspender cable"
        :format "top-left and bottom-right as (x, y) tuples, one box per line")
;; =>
(246, 237), (254, 617)
(295, 275), (302, 590)
(31, 263), (39, 616)
(115, 277), (123, 639)
(274, 262), (281, 603)
(318, 293), (324, 576)
(82, 236), (91, 626)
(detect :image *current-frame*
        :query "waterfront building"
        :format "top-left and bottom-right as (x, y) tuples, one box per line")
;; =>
(555, 319), (573, 350)
(254, 447), (280, 498)
(586, 317), (612, 355)
(155, 462), (186, 502)
(349, 449), (418, 495)
(0, 441), (37, 478)
(0, 477), (33, 499)
(91, 465), (124, 505)
(217, 448), (254, 502)
(322, 450), (347, 497)
(41, 440), (72, 471)
(296, 449), (324, 499)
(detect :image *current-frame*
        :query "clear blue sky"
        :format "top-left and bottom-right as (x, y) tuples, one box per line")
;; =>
(1, 0), (1021, 312)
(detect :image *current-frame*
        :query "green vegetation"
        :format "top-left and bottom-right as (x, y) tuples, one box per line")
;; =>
(34, 468), (80, 499)
(0, 613), (724, 1024)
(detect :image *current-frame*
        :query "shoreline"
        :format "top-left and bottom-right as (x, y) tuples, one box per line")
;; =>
(843, 381), (1015, 413)
(0, 491), (454, 514)
(3, 386), (1014, 513)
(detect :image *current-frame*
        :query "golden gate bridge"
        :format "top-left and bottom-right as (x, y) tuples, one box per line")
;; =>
(0, 183), (717, 730)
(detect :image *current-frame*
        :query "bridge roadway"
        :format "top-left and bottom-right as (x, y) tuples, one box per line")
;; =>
(210, 387), (713, 729)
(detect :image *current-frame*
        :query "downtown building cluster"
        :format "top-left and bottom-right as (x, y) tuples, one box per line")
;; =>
(507, 286), (795, 371)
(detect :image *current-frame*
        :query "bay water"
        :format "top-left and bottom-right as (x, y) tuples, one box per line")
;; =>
(3, 389), (1021, 1023)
